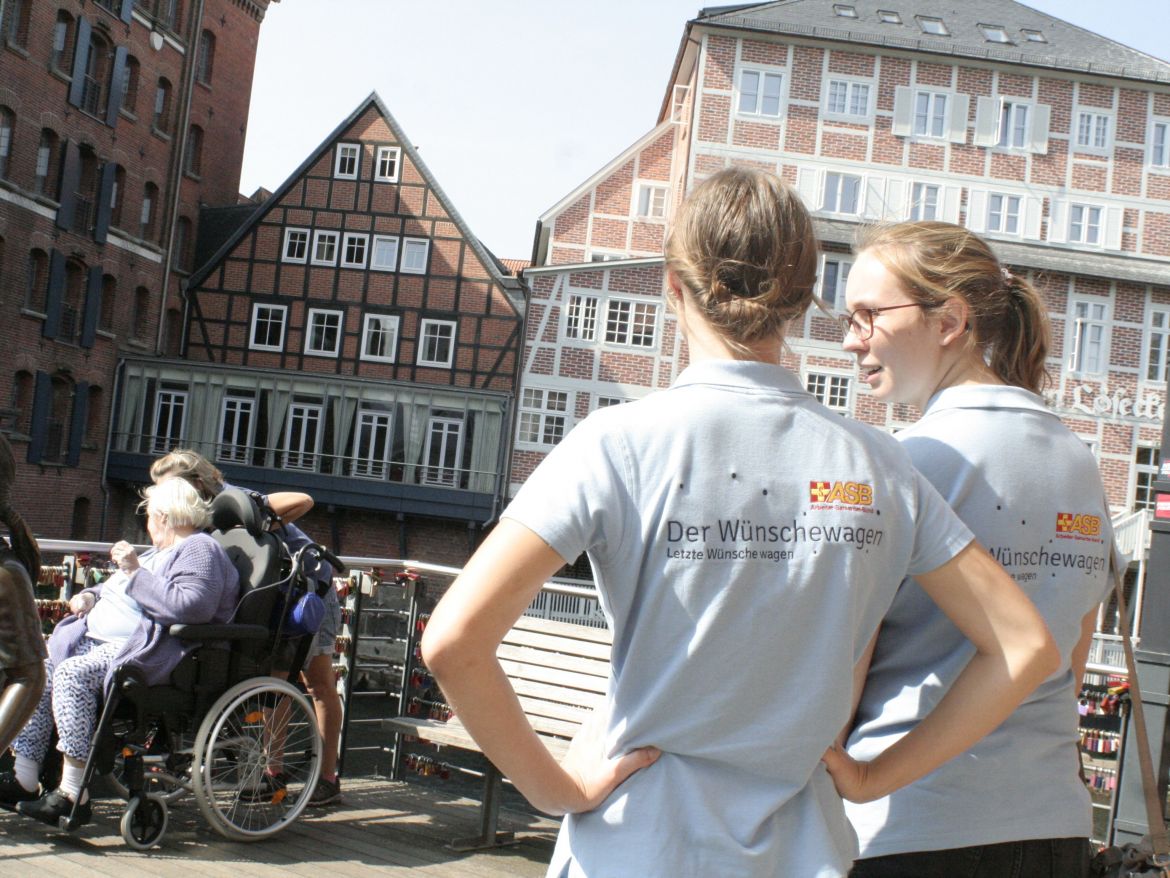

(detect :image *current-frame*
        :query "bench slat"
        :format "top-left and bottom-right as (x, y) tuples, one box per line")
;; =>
(498, 657), (609, 695)
(496, 644), (611, 680)
(502, 628), (612, 662)
(509, 677), (605, 711)
(512, 614), (611, 645)
(383, 716), (572, 757)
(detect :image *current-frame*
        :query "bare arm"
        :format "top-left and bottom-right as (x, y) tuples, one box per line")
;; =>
(837, 629), (879, 749)
(1069, 607), (1100, 690)
(266, 492), (314, 525)
(422, 519), (658, 816)
(823, 541), (1060, 802)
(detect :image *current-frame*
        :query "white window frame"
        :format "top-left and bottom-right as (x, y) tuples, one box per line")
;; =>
(351, 408), (393, 480)
(636, 183), (668, 219)
(824, 78), (872, 121)
(282, 228), (309, 264)
(374, 145), (400, 183)
(310, 230), (339, 266)
(1068, 203), (1103, 245)
(1144, 306), (1170, 384)
(987, 193), (1022, 235)
(587, 250), (627, 263)
(370, 234), (400, 271)
(997, 100), (1030, 149)
(421, 415), (464, 487)
(604, 298), (659, 348)
(334, 142), (359, 180)
(401, 237), (430, 274)
(818, 255), (852, 310)
(909, 182), (940, 221)
(516, 388), (569, 448)
(565, 293), (600, 342)
(304, 308), (343, 357)
(283, 402), (322, 471)
(1075, 109), (1112, 154)
(805, 372), (852, 414)
(1068, 298), (1110, 375)
(361, 313), (400, 363)
(249, 303), (287, 352)
(913, 90), (949, 139)
(152, 389), (187, 454)
(1135, 445), (1162, 512)
(217, 394), (255, 464)
(917, 15), (949, 35)
(417, 318), (456, 368)
(736, 67), (785, 118)
(1151, 119), (1170, 169)
(822, 172), (862, 215)
(595, 395), (630, 409)
(341, 232), (369, 269)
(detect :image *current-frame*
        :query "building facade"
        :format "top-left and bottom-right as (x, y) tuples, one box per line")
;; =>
(104, 94), (526, 562)
(0, 0), (275, 539)
(517, 1), (1170, 536)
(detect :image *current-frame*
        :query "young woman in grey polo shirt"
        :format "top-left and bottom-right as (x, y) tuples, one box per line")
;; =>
(837, 221), (1111, 877)
(422, 171), (1059, 878)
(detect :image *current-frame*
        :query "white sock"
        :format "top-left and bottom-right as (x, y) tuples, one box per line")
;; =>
(58, 762), (88, 804)
(13, 755), (39, 792)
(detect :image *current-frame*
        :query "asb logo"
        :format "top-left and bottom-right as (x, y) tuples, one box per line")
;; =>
(809, 480), (874, 506)
(1056, 512), (1101, 536)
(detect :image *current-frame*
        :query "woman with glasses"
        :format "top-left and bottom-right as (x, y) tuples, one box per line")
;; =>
(834, 221), (1111, 877)
(420, 170), (1059, 877)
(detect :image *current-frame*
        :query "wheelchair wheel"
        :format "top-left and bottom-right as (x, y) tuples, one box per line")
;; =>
(106, 732), (193, 804)
(191, 677), (321, 841)
(120, 793), (168, 850)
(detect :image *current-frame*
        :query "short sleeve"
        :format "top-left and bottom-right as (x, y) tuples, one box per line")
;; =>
(907, 469), (975, 575)
(502, 414), (630, 568)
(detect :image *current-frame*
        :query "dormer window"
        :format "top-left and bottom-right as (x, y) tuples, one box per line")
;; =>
(1021, 29), (1047, 43)
(980, 24), (1011, 43)
(917, 16), (948, 36)
(878, 10), (902, 24)
(833, 4), (858, 18)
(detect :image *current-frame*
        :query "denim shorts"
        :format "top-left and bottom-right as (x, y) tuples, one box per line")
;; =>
(850, 837), (1091, 878)
(308, 584), (341, 658)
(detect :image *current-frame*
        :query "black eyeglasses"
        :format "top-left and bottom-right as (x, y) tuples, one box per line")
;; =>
(836, 303), (923, 341)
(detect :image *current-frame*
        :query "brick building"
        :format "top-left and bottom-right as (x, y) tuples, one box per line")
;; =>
(0, 0), (275, 539)
(104, 94), (526, 563)
(516, 0), (1170, 557)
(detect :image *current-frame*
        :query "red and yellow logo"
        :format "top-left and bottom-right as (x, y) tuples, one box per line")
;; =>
(1056, 512), (1101, 536)
(810, 480), (874, 506)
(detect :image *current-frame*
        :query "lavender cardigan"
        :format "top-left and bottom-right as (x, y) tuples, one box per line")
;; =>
(48, 533), (240, 691)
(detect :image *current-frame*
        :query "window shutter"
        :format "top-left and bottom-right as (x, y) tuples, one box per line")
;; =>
(68, 17), (93, 110)
(67, 381), (90, 467)
(93, 161), (117, 244)
(81, 264), (102, 348)
(796, 167), (820, 210)
(885, 178), (906, 219)
(106, 46), (128, 127)
(967, 190), (988, 232)
(1104, 206), (1124, 251)
(892, 87), (913, 137)
(1029, 104), (1051, 155)
(941, 186), (961, 223)
(1023, 196), (1043, 240)
(56, 141), (81, 230)
(1047, 199), (1067, 244)
(948, 94), (970, 143)
(973, 96), (1000, 147)
(43, 251), (66, 339)
(862, 176), (886, 219)
(27, 372), (53, 464)
(120, 0), (135, 23)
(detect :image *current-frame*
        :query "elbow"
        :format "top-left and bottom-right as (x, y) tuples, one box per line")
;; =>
(1020, 624), (1061, 687)
(419, 619), (468, 682)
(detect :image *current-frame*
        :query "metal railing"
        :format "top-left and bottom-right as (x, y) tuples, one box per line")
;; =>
(1113, 508), (1151, 561)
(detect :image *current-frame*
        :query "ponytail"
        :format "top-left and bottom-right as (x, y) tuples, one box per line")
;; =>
(989, 272), (1050, 393)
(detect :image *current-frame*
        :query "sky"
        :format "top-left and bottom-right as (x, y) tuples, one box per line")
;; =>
(239, 1), (1170, 261)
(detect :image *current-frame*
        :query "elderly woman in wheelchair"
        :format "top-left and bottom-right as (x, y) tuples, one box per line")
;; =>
(0, 477), (239, 827)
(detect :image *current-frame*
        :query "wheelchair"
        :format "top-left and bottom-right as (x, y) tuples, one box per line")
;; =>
(52, 487), (340, 849)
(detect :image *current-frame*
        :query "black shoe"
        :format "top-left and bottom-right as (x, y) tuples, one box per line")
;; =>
(0, 771), (39, 810)
(307, 775), (341, 807)
(17, 788), (92, 829)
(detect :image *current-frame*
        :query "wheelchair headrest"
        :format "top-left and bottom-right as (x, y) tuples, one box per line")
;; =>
(210, 487), (265, 538)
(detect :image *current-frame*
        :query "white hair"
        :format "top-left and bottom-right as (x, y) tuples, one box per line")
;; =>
(141, 477), (212, 531)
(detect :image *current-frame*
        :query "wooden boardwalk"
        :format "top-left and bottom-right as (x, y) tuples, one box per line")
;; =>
(0, 777), (559, 877)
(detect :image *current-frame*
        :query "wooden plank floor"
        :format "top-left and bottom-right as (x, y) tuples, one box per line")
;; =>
(0, 777), (559, 877)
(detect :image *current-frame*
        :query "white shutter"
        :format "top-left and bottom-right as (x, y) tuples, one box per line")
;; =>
(1029, 104), (1051, 155)
(967, 189), (988, 232)
(1023, 196), (1042, 240)
(941, 186), (961, 223)
(885, 178), (906, 219)
(1104, 205), (1124, 250)
(1047, 199), (1067, 244)
(797, 167), (821, 210)
(862, 176), (886, 219)
(892, 86), (913, 137)
(948, 94), (970, 143)
(974, 96), (1000, 146)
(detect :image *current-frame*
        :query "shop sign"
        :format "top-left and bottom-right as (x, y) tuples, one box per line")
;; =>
(1057, 384), (1166, 423)
(1156, 494), (1170, 521)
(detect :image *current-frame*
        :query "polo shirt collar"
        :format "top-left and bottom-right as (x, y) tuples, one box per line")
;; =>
(673, 359), (808, 394)
(922, 383), (1051, 418)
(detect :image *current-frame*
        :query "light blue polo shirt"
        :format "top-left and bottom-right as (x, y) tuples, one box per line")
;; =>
(503, 360), (973, 878)
(845, 384), (1112, 857)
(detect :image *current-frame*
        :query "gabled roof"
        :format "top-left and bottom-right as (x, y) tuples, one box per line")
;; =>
(187, 91), (525, 313)
(693, 0), (1170, 84)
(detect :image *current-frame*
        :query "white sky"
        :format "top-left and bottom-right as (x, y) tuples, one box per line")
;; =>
(239, 1), (1170, 261)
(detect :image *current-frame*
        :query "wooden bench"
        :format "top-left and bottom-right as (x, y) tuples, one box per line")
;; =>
(383, 614), (612, 851)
